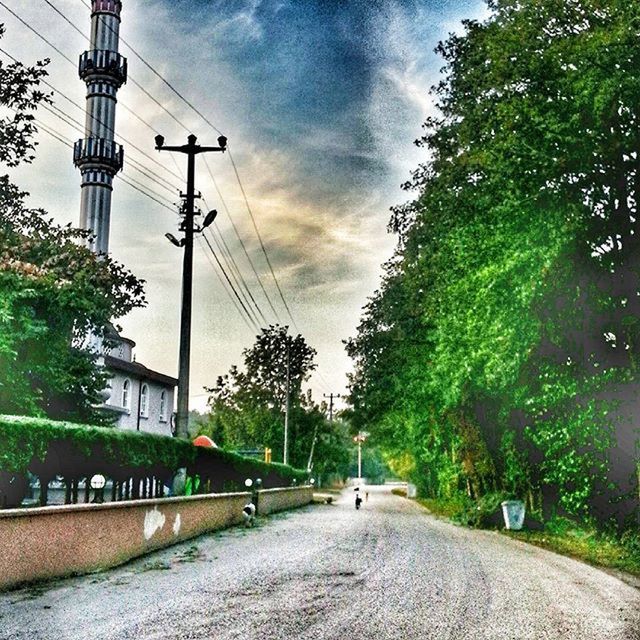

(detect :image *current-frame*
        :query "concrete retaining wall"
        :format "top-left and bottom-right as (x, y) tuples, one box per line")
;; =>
(0, 486), (313, 591)
(258, 485), (314, 515)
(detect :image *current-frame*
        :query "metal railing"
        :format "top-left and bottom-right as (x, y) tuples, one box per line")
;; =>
(79, 49), (127, 85)
(73, 137), (124, 172)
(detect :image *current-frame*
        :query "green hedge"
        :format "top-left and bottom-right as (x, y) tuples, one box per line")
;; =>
(0, 415), (308, 505)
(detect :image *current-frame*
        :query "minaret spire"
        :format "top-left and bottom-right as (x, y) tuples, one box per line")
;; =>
(73, 0), (127, 254)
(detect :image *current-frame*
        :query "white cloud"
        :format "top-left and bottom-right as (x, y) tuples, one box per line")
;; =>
(3, 0), (486, 407)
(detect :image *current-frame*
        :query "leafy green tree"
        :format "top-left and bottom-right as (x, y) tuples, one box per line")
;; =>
(0, 26), (146, 422)
(202, 325), (351, 474)
(347, 0), (640, 526)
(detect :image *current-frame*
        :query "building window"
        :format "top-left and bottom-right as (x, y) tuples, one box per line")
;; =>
(140, 384), (149, 418)
(159, 390), (167, 422)
(122, 379), (131, 410)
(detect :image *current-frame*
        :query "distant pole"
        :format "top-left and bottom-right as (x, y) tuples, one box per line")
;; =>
(283, 337), (291, 465)
(353, 432), (367, 480)
(155, 133), (227, 438)
(308, 392), (341, 471)
(323, 392), (341, 423)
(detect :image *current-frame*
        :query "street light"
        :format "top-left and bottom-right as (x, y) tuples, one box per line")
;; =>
(155, 133), (227, 439)
(353, 432), (368, 481)
(90, 474), (106, 503)
(201, 209), (217, 230)
(244, 477), (262, 514)
(165, 233), (185, 247)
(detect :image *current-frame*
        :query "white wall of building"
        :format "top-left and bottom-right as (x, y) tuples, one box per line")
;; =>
(105, 372), (174, 437)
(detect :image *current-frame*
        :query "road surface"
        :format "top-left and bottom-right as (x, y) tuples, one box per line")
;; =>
(1, 485), (638, 639)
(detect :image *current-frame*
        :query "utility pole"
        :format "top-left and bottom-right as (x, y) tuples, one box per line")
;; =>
(307, 392), (341, 473)
(323, 392), (341, 423)
(155, 133), (227, 439)
(283, 337), (291, 465)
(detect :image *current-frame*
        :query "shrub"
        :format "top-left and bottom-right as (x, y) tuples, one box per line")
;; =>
(0, 414), (308, 506)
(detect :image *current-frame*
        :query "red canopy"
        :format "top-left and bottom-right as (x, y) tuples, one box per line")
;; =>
(193, 435), (218, 448)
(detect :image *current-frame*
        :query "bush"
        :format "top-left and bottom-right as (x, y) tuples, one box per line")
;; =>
(0, 414), (308, 506)
(454, 491), (509, 529)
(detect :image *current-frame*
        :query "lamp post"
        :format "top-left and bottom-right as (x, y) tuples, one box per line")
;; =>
(155, 133), (226, 439)
(90, 474), (106, 503)
(244, 477), (262, 513)
(353, 432), (368, 481)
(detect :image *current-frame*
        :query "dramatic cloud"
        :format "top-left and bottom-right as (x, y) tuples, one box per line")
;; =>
(2, 0), (486, 410)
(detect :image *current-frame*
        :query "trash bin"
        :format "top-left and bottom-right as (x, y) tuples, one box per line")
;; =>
(501, 500), (526, 530)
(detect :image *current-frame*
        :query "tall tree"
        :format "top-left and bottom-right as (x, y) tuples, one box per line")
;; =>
(347, 0), (640, 526)
(0, 26), (146, 422)
(202, 325), (350, 474)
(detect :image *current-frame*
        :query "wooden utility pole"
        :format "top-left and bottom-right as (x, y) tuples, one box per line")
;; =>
(307, 392), (341, 472)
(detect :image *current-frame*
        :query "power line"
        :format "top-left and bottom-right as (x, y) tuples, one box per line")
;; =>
(201, 195), (269, 326)
(197, 238), (257, 334)
(38, 100), (181, 197)
(204, 228), (262, 327)
(33, 118), (177, 212)
(211, 220), (269, 326)
(202, 155), (282, 323)
(200, 234), (260, 331)
(227, 149), (299, 332)
(74, 0), (298, 331)
(34, 99), (180, 203)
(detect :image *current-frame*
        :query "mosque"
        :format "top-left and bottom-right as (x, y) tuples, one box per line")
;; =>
(73, 0), (176, 436)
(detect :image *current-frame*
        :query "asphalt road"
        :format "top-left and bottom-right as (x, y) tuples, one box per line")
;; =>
(1, 485), (638, 640)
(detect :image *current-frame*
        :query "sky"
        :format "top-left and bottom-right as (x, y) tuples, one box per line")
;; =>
(2, 0), (487, 412)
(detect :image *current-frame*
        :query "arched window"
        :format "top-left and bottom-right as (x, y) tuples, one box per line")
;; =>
(159, 390), (167, 422)
(122, 379), (131, 409)
(140, 383), (149, 417)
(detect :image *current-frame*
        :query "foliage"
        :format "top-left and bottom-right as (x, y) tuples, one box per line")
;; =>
(347, 0), (640, 529)
(202, 325), (351, 477)
(0, 27), (146, 423)
(0, 414), (309, 506)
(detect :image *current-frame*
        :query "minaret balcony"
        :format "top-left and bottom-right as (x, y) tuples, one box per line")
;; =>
(79, 50), (127, 86)
(74, 137), (124, 173)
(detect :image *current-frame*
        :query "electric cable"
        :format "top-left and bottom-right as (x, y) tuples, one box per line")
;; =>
(197, 238), (257, 334)
(5, 0), (307, 349)
(202, 155), (281, 323)
(200, 234), (260, 330)
(227, 149), (299, 332)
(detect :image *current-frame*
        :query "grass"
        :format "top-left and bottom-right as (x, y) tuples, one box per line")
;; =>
(504, 527), (640, 577)
(416, 497), (640, 578)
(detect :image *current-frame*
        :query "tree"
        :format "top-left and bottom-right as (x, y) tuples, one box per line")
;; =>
(347, 0), (640, 526)
(200, 325), (351, 474)
(0, 26), (146, 423)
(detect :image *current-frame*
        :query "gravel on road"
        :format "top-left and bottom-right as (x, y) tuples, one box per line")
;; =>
(1, 485), (638, 640)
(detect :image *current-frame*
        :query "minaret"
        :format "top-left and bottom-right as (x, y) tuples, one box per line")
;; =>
(73, 0), (127, 254)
